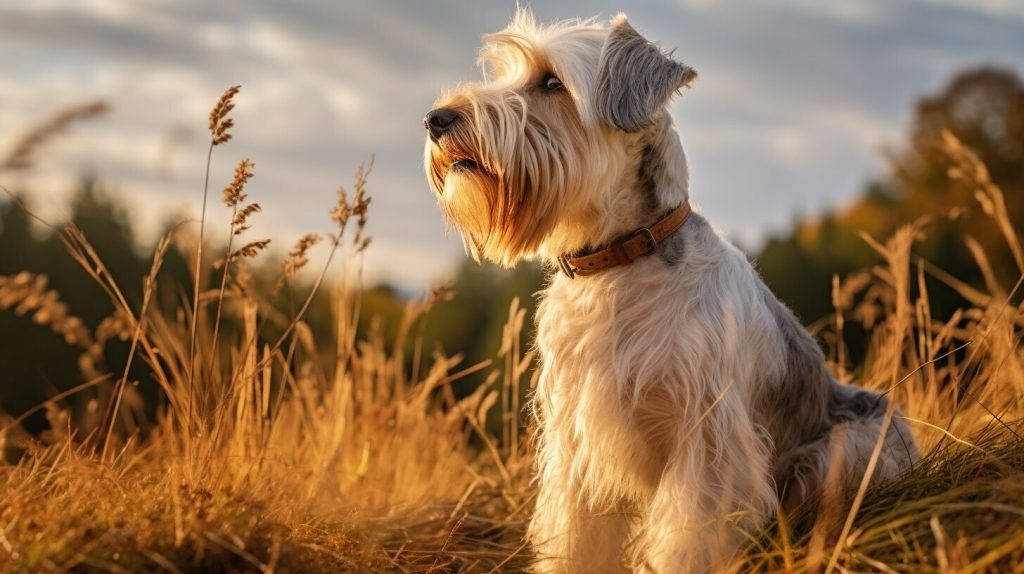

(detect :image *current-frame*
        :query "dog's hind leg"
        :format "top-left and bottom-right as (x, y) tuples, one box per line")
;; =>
(774, 383), (918, 515)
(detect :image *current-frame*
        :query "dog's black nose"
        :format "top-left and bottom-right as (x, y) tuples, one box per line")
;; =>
(425, 108), (459, 140)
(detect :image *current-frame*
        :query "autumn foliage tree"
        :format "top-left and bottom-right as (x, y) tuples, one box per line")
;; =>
(758, 67), (1024, 329)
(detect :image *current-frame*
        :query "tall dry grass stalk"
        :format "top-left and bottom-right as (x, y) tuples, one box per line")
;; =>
(188, 85), (243, 434)
(0, 100), (108, 173)
(0, 95), (1021, 572)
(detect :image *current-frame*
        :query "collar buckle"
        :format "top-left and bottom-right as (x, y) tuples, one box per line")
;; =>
(631, 227), (658, 256)
(557, 253), (577, 279)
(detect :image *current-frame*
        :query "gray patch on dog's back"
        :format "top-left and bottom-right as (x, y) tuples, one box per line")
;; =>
(754, 282), (833, 454)
(758, 282), (919, 488)
(596, 17), (696, 133)
(656, 210), (703, 267)
(637, 143), (661, 214)
(639, 119), (690, 267)
(829, 381), (886, 421)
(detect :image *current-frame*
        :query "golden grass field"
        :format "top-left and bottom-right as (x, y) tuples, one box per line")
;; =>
(0, 86), (1022, 573)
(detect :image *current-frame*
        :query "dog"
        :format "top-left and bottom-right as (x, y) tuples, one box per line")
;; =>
(423, 11), (918, 573)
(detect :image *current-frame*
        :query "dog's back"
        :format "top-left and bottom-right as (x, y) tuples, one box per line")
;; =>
(753, 276), (919, 514)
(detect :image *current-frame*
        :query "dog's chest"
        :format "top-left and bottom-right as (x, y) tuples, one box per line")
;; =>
(535, 258), (738, 397)
(534, 266), (713, 493)
(536, 268), (689, 396)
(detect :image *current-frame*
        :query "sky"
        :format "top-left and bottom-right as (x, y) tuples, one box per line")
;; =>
(1, 0), (1023, 290)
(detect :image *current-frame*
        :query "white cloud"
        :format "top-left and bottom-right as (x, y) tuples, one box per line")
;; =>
(916, 0), (1024, 20)
(752, 0), (890, 25)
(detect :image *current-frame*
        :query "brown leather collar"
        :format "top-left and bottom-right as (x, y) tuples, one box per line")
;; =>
(557, 201), (692, 279)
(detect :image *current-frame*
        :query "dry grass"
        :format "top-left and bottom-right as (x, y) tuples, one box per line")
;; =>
(727, 130), (1024, 574)
(0, 92), (1021, 573)
(0, 101), (109, 173)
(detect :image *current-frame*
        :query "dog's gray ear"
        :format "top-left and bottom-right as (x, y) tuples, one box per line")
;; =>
(596, 14), (697, 132)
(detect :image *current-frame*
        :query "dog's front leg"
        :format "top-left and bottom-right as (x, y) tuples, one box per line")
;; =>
(631, 460), (718, 573)
(572, 508), (632, 574)
(633, 423), (777, 573)
(530, 496), (631, 573)
(529, 444), (631, 573)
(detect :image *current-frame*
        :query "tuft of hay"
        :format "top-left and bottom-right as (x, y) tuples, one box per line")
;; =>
(733, 426), (1024, 572)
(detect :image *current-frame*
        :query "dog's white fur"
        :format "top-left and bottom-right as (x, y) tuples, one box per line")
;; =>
(424, 11), (917, 573)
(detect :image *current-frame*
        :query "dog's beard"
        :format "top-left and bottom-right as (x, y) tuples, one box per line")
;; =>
(426, 139), (497, 261)
(425, 93), (586, 266)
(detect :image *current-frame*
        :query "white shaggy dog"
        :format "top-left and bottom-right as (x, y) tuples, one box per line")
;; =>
(423, 11), (917, 573)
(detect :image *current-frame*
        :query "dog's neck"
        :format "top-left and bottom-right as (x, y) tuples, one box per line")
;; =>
(629, 114), (690, 221)
(541, 113), (691, 262)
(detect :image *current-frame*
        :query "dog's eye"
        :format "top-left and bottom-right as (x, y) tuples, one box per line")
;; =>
(542, 73), (564, 91)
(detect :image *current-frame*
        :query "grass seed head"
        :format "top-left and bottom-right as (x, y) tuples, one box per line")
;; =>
(330, 186), (351, 228)
(231, 203), (262, 236)
(209, 85), (241, 146)
(222, 239), (271, 266)
(0, 101), (108, 172)
(0, 272), (93, 348)
(283, 233), (321, 276)
(222, 158), (254, 208)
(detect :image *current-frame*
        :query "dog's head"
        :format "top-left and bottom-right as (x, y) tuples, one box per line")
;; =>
(424, 11), (696, 266)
